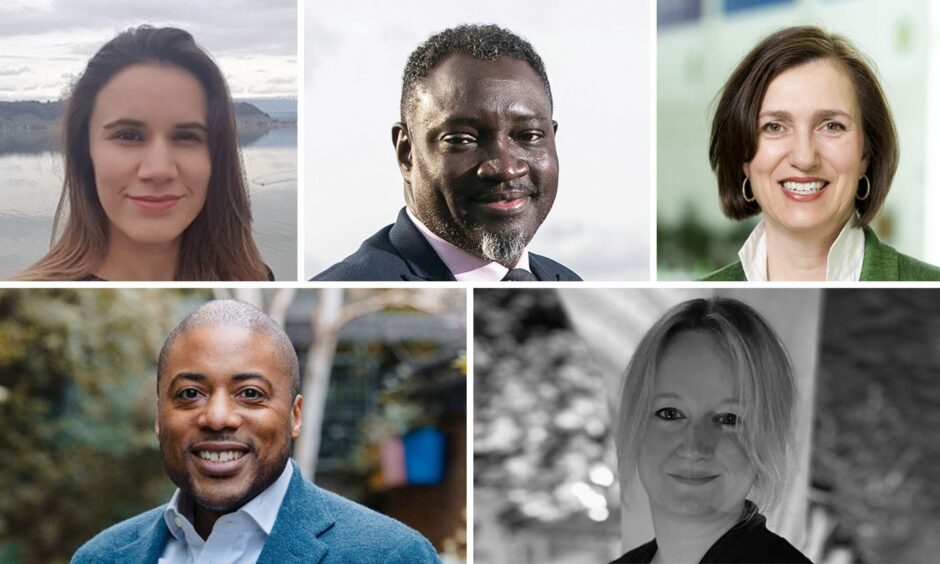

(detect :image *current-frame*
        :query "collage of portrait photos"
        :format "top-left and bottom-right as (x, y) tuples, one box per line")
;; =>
(1, 1), (938, 563)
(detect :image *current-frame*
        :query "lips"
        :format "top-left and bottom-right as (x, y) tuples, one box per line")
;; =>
(778, 178), (828, 202)
(471, 188), (535, 216)
(668, 473), (719, 486)
(190, 441), (250, 478)
(128, 194), (183, 211)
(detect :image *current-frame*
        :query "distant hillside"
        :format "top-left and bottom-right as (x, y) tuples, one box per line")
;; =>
(0, 99), (282, 130)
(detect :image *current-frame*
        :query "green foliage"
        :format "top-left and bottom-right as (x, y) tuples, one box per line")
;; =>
(0, 289), (193, 564)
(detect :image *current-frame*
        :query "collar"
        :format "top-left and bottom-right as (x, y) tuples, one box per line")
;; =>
(738, 219), (864, 281)
(405, 207), (531, 281)
(163, 460), (293, 544)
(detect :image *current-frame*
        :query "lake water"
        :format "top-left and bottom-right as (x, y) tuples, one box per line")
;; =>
(0, 126), (297, 280)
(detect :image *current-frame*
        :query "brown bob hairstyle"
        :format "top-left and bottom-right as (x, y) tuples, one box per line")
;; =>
(709, 26), (898, 227)
(15, 26), (269, 281)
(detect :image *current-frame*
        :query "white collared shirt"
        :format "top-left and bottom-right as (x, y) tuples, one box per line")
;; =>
(159, 461), (293, 564)
(406, 208), (532, 281)
(738, 219), (865, 281)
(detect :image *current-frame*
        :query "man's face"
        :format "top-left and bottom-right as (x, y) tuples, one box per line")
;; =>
(156, 325), (301, 513)
(396, 54), (558, 266)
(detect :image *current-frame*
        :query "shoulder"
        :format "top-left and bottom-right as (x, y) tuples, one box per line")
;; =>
(71, 505), (166, 564)
(312, 224), (409, 281)
(737, 526), (811, 563)
(611, 539), (657, 563)
(312, 485), (439, 562)
(896, 252), (940, 281)
(528, 252), (583, 281)
(699, 261), (745, 281)
(862, 227), (940, 281)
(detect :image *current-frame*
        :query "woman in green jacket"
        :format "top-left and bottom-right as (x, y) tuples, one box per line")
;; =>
(704, 26), (940, 281)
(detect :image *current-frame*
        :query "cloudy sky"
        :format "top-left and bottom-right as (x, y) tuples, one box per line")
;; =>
(0, 0), (296, 101)
(304, 0), (651, 280)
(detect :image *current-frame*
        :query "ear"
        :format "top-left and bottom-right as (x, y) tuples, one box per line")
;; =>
(742, 162), (750, 178)
(392, 122), (413, 182)
(154, 410), (160, 438)
(552, 120), (558, 134)
(290, 394), (303, 440)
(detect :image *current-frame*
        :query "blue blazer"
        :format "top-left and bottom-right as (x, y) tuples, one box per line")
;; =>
(71, 461), (440, 564)
(312, 208), (582, 281)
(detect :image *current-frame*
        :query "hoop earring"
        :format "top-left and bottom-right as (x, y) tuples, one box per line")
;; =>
(742, 176), (756, 203)
(856, 175), (871, 201)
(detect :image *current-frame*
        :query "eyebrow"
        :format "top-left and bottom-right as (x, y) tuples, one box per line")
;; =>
(168, 371), (273, 389)
(440, 113), (552, 126)
(102, 118), (208, 131)
(758, 109), (855, 122)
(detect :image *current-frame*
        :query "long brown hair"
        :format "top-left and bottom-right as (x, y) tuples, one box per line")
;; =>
(14, 26), (269, 281)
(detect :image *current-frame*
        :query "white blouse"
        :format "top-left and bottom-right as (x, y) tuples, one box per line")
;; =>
(738, 219), (865, 281)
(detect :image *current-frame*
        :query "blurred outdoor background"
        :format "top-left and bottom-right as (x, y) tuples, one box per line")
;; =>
(0, 288), (466, 564)
(474, 287), (940, 563)
(657, 0), (940, 279)
(0, 0), (298, 280)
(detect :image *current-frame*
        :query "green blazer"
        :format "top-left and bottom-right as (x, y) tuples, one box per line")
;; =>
(701, 226), (940, 281)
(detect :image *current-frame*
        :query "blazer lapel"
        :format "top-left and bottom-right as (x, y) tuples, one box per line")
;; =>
(110, 508), (171, 564)
(859, 226), (899, 281)
(258, 461), (332, 564)
(388, 208), (457, 281)
(527, 255), (553, 281)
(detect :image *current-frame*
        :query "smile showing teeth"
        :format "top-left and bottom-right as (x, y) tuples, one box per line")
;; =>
(782, 180), (826, 194)
(197, 450), (245, 463)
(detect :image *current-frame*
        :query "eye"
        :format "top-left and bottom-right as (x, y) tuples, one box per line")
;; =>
(715, 413), (739, 426)
(760, 122), (785, 136)
(112, 129), (143, 142)
(238, 388), (265, 401)
(174, 129), (205, 143)
(517, 130), (544, 143)
(175, 387), (202, 401)
(654, 407), (684, 421)
(442, 133), (477, 145)
(821, 121), (847, 133)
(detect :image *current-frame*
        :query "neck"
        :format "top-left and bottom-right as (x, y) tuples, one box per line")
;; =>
(193, 505), (227, 540)
(764, 220), (847, 281)
(649, 503), (742, 564)
(94, 233), (180, 281)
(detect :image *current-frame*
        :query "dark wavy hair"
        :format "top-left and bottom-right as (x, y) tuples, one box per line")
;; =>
(15, 25), (268, 281)
(399, 23), (552, 123)
(710, 26), (897, 227)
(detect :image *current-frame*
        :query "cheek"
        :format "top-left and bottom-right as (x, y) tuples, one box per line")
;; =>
(180, 150), (212, 194)
(90, 144), (138, 191)
(818, 136), (866, 175)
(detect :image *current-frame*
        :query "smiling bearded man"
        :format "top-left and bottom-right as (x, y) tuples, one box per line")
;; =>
(72, 299), (439, 564)
(312, 24), (581, 282)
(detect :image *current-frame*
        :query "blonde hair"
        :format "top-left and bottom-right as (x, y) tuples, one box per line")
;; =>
(616, 297), (795, 513)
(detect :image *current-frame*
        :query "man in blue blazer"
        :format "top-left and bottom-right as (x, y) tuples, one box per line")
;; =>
(72, 300), (439, 564)
(313, 24), (581, 282)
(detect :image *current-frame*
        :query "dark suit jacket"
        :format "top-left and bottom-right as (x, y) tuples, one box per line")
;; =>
(71, 461), (440, 564)
(701, 226), (940, 281)
(312, 208), (582, 281)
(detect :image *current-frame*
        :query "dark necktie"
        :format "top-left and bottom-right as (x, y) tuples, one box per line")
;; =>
(501, 268), (537, 282)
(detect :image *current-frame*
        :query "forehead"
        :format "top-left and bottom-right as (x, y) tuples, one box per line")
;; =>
(90, 63), (208, 127)
(655, 331), (737, 401)
(411, 54), (551, 124)
(162, 325), (287, 387)
(760, 58), (859, 116)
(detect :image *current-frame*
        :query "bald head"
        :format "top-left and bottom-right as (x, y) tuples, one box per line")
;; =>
(157, 299), (300, 399)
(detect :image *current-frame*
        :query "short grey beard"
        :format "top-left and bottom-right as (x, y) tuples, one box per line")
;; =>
(480, 231), (527, 265)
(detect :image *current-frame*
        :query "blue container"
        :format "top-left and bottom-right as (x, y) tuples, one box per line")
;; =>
(403, 427), (446, 485)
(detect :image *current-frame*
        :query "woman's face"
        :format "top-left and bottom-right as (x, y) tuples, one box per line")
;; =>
(88, 63), (211, 249)
(744, 58), (869, 238)
(638, 331), (755, 520)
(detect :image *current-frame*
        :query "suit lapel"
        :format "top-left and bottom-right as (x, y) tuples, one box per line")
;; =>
(528, 255), (554, 281)
(110, 508), (171, 563)
(388, 209), (457, 281)
(859, 226), (899, 281)
(258, 461), (332, 564)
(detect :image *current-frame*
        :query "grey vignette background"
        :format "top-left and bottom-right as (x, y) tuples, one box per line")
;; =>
(0, 0), (298, 280)
(303, 0), (651, 281)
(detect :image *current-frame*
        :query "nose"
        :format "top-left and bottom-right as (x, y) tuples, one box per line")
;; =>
(138, 140), (178, 182)
(788, 128), (820, 170)
(477, 139), (529, 181)
(676, 420), (717, 459)
(198, 391), (242, 432)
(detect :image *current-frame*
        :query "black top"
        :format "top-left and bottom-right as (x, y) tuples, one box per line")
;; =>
(311, 208), (582, 282)
(611, 503), (812, 564)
